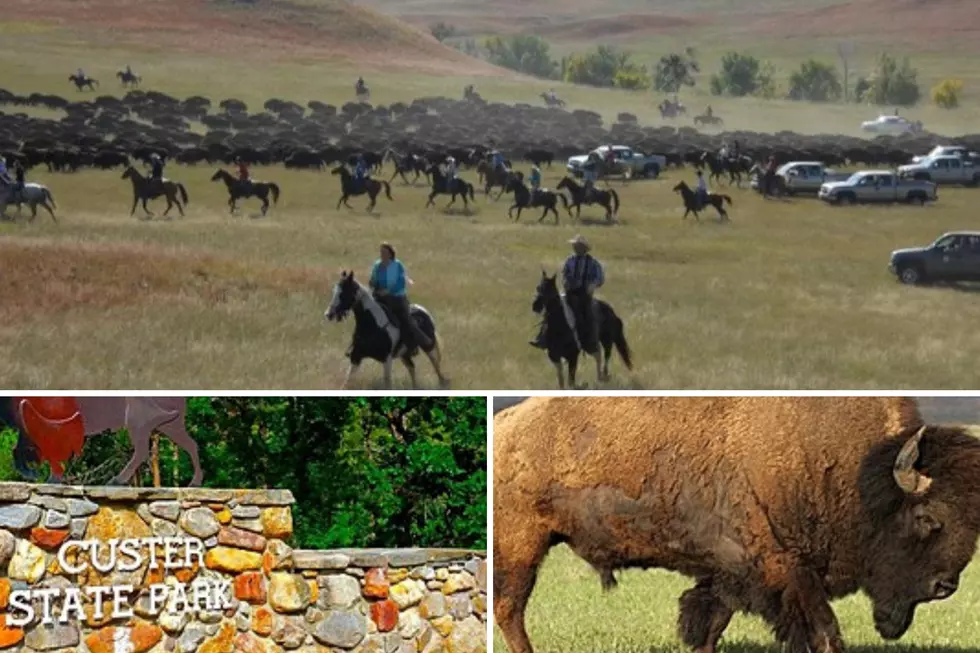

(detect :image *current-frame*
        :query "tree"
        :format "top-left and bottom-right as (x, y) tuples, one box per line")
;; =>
(837, 42), (854, 102)
(653, 48), (699, 94)
(862, 53), (920, 106)
(483, 35), (559, 79)
(430, 22), (457, 42)
(709, 52), (774, 97)
(931, 78), (963, 109)
(564, 45), (646, 88)
(787, 59), (843, 102)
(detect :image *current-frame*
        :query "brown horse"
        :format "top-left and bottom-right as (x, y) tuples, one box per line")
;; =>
(556, 176), (619, 221)
(332, 166), (392, 211)
(0, 397), (204, 486)
(673, 180), (732, 222)
(68, 74), (98, 91)
(477, 160), (515, 199)
(122, 166), (189, 217)
(210, 168), (280, 216)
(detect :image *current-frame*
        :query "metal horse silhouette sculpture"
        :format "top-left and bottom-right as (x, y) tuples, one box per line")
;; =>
(0, 397), (204, 486)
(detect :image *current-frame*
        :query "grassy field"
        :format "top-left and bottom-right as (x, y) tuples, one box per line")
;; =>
(492, 545), (980, 653)
(5, 0), (980, 389)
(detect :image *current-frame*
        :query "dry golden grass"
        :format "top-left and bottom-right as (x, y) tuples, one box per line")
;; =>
(5, 162), (980, 390)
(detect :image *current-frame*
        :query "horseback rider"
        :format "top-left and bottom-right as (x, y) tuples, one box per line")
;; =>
(11, 160), (25, 203)
(444, 155), (458, 193)
(492, 149), (507, 174)
(548, 88), (558, 102)
(125, 64), (133, 76)
(529, 235), (605, 351)
(731, 139), (740, 160)
(77, 68), (85, 80)
(582, 154), (598, 200)
(0, 156), (10, 187)
(705, 104), (713, 118)
(353, 155), (368, 191)
(149, 152), (165, 194)
(369, 242), (433, 353)
(695, 169), (709, 209)
(763, 155), (778, 196)
(356, 76), (366, 93)
(719, 141), (729, 161)
(528, 164), (542, 199)
(235, 156), (251, 193)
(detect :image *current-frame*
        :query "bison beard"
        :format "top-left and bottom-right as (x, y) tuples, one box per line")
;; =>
(493, 398), (980, 653)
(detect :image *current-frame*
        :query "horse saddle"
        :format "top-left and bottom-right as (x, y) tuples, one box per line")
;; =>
(16, 397), (85, 475)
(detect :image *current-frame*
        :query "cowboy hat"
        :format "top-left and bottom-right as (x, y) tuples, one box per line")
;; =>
(568, 234), (590, 250)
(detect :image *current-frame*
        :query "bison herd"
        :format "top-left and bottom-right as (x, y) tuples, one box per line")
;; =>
(2, 87), (980, 178)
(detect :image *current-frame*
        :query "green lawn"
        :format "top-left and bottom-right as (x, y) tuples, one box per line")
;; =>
(492, 545), (980, 653)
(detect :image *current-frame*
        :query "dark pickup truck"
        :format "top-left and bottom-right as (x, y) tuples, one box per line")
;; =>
(889, 231), (980, 284)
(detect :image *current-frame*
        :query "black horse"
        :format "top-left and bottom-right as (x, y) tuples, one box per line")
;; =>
(673, 180), (732, 222)
(386, 151), (429, 185)
(556, 176), (620, 221)
(532, 271), (633, 389)
(331, 166), (393, 211)
(505, 176), (568, 223)
(324, 271), (449, 389)
(68, 74), (98, 91)
(426, 166), (476, 210)
(210, 169), (280, 216)
(699, 151), (754, 186)
(477, 160), (516, 199)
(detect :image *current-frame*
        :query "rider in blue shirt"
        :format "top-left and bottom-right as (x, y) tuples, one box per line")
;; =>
(492, 150), (506, 173)
(369, 242), (432, 352)
(354, 156), (368, 189)
(0, 157), (9, 186)
(528, 165), (542, 198)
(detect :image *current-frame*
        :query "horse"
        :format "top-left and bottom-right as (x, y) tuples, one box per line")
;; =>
(673, 180), (732, 222)
(0, 183), (57, 222)
(426, 165), (476, 210)
(694, 113), (724, 128)
(700, 151), (754, 186)
(68, 74), (98, 91)
(0, 397), (204, 486)
(556, 176), (620, 221)
(355, 84), (370, 100)
(541, 93), (565, 108)
(386, 151), (428, 185)
(331, 166), (392, 212)
(476, 160), (514, 199)
(324, 271), (449, 389)
(116, 69), (142, 87)
(658, 99), (687, 119)
(749, 163), (784, 198)
(505, 175), (568, 223)
(531, 271), (633, 389)
(210, 168), (280, 216)
(121, 166), (189, 217)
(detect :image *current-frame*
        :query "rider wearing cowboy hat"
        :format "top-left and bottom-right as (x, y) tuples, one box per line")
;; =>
(0, 156), (10, 186)
(529, 235), (605, 350)
(444, 155), (458, 193)
(149, 153), (165, 193)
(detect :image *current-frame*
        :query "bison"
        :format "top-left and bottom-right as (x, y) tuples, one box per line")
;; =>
(493, 397), (980, 653)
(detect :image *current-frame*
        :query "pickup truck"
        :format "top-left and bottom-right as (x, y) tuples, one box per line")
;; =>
(566, 145), (666, 179)
(911, 145), (979, 163)
(889, 231), (980, 284)
(818, 170), (937, 205)
(750, 161), (849, 195)
(897, 154), (980, 186)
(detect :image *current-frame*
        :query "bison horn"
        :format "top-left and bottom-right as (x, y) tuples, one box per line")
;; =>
(893, 426), (932, 495)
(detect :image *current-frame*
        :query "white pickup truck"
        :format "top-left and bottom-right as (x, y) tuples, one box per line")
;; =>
(750, 161), (850, 195)
(566, 145), (666, 179)
(911, 145), (979, 163)
(818, 170), (938, 205)
(898, 154), (980, 186)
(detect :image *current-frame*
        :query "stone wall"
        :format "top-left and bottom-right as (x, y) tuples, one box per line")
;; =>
(0, 483), (487, 653)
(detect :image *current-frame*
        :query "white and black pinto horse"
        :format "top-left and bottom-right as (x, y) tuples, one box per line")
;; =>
(0, 183), (57, 221)
(324, 271), (449, 389)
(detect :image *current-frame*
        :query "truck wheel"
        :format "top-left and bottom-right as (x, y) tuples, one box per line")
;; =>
(840, 192), (857, 205)
(907, 192), (926, 205)
(898, 265), (923, 285)
(970, 173), (980, 187)
(643, 163), (660, 179)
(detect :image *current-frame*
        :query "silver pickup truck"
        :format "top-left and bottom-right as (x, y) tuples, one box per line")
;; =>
(751, 161), (850, 194)
(818, 170), (937, 205)
(897, 155), (980, 186)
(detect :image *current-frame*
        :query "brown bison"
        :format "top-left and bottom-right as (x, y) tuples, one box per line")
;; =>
(493, 397), (980, 653)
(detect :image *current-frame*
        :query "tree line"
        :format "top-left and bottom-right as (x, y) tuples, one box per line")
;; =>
(431, 27), (963, 109)
(0, 397), (487, 551)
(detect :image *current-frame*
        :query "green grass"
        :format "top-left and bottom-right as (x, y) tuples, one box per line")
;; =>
(492, 545), (980, 652)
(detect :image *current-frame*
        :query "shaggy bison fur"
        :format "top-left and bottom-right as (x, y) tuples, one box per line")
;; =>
(493, 397), (980, 653)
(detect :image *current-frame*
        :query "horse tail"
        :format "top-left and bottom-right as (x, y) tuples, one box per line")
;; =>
(178, 183), (189, 205)
(44, 188), (56, 208)
(610, 311), (633, 370)
(270, 182), (280, 204)
(469, 183), (475, 201)
(558, 193), (569, 209)
(723, 195), (733, 205)
(382, 181), (393, 200)
(609, 189), (620, 214)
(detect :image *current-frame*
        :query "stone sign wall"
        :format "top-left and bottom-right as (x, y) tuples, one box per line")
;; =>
(0, 482), (487, 653)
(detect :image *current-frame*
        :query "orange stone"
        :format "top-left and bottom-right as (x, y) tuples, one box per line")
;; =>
(308, 579), (319, 604)
(234, 572), (267, 604)
(30, 527), (70, 550)
(370, 599), (399, 632)
(234, 632), (268, 653)
(130, 621), (164, 652)
(251, 607), (274, 637)
(0, 578), (10, 610)
(364, 567), (390, 599)
(199, 621), (236, 653)
(144, 563), (165, 587)
(0, 614), (25, 649)
(85, 628), (117, 653)
(174, 560), (200, 583)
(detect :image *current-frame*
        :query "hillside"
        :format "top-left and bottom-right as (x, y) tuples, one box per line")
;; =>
(3, 0), (507, 76)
